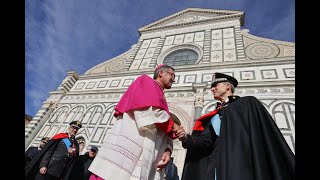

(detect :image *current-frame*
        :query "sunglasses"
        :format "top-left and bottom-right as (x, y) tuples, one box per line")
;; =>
(70, 126), (80, 130)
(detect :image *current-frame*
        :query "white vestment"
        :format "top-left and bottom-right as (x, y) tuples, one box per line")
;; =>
(89, 106), (173, 180)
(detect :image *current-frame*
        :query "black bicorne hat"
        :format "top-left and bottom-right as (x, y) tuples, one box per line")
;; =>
(211, 73), (238, 88)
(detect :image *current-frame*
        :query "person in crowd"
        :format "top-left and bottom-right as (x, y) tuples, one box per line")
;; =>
(25, 120), (83, 180)
(25, 137), (50, 167)
(75, 145), (99, 180)
(164, 157), (179, 180)
(88, 64), (185, 180)
(179, 72), (295, 180)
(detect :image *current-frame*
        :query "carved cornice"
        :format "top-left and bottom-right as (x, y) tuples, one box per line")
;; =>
(139, 8), (244, 35)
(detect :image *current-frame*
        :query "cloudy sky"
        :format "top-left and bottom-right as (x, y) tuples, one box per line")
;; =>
(25, 0), (295, 117)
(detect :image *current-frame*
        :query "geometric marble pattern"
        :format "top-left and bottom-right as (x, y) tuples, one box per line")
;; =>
(194, 31), (204, 42)
(123, 79), (134, 87)
(223, 28), (234, 38)
(139, 58), (151, 69)
(184, 74), (197, 83)
(164, 36), (175, 45)
(86, 82), (96, 89)
(129, 60), (142, 70)
(240, 70), (255, 80)
(97, 81), (108, 88)
(110, 80), (121, 87)
(261, 69), (278, 79)
(224, 49), (237, 61)
(75, 82), (85, 90)
(202, 73), (213, 82)
(184, 33), (194, 43)
(283, 68), (295, 78)
(174, 34), (184, 44)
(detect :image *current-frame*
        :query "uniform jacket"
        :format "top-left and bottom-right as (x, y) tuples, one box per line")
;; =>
(25, 133), (80, 180)
(25, 146), (40, 167)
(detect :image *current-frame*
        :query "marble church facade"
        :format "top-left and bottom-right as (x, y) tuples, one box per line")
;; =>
(25, 8), (295, 178)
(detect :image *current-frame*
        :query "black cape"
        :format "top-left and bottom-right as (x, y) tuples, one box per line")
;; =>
(182, 96), (295, 180)
(25, 138), (80, 180)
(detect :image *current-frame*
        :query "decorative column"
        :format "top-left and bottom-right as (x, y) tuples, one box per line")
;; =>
(192, 83), (207, 121)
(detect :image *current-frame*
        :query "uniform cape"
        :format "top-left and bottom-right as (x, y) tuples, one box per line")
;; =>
(25, 133), (79, 180)
(215, 96), (294, 180)
(182, 96), (294, 180)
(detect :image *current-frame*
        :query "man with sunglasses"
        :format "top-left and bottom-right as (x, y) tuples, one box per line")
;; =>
(26, 120), (83, 180)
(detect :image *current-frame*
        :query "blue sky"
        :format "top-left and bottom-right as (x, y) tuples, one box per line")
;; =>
(25, 0), (295, 117)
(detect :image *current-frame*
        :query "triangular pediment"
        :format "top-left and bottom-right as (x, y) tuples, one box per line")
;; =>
(139, 8), (244, 34)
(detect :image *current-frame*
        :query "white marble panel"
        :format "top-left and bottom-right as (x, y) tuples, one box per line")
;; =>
(211, 39), (222, 50)
(97, 81), (108, 88)
(129, 60), (142, 70)
(211, 29), (222, 39)
(184, 33), (194, 43)
(223, 28), (234, 38)
(135, 49), (147, 59)
(261, 69), (278, 79)
(194, 41), (204, 48)
(92, 127), (104, 142)
(283, 68), (295, 78)
(39, 126), (51, 137)
(194, 31), (204, 42)
(173, 34), (184, 44)
(202, 73), (213, 82)
(240, 71), (255, 80)
(164, 36), (175, 45)
(161, 45), (171, 53)
(184, 74), (196, 83)
(140, 58), (151, 69)
(123, 79), (134, 87)
(110, 80), (121, 87)
(75, 82), (85, 90)
(210, 51), (223, 62)
(275, 112), (289, 129)
(149, 38), (160, 48)
(90, 112), (101, 124)
(141, 39), (151, 49)
(86, 82), (96, 89)
(223, 38), (235, 49)
(101, 112), (112, 125)
(223, 49), (237, 61)
(144, 48), (156, 58)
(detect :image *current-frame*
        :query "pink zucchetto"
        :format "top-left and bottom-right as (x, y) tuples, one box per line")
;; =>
(155, 64), (166, 71)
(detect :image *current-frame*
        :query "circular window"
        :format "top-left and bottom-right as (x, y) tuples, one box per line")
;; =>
(163, 49), (199, 66)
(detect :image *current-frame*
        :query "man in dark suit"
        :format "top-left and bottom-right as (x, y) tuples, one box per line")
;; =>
(25, 120), (83, 180)
(25, 137), (50, 167)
